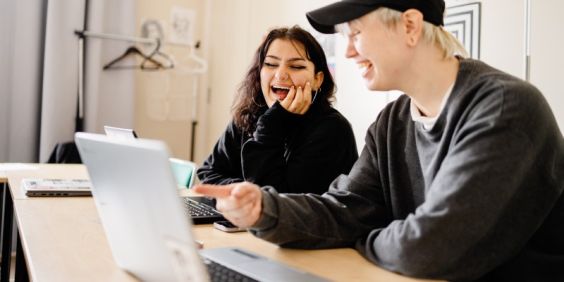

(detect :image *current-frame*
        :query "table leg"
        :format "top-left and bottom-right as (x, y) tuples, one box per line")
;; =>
(1, 184), (14, 282)
(14, 233), (29, 282)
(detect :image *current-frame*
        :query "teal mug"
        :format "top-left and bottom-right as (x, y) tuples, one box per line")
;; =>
(169, 158), (196, 189)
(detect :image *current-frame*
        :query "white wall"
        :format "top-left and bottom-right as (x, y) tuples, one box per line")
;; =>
(530, 0), (564, 133)
(476, 0), (526, 78)
(205, 0), (252, 158)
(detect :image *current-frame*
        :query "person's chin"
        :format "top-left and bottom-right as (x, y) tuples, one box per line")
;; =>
(264, 98), (275, 107)
(363, 78), (379, 91)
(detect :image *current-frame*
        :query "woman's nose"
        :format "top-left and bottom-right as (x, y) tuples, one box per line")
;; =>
(274, 69), (289, 80)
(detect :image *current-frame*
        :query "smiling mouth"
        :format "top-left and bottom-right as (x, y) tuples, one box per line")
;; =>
(358, 61), (373, 76)
(271, 85), (290, 100)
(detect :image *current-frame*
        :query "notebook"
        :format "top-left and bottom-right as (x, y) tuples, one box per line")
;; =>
(103, 125), (225, 224)
(22, 178), (92, 197)
(75, 132), (327, 282)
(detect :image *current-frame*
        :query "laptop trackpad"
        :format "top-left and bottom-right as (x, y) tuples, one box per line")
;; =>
(237, 260), (328, 282)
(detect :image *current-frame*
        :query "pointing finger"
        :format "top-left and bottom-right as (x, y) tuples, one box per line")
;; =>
(193, 184), (234, 198)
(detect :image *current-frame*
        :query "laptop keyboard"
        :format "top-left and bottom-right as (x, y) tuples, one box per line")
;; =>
(204, 259), (258, 282)
(184, 198), (222, 217)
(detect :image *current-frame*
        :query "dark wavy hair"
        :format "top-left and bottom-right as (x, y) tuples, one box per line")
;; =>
(232, 25), (336, 136)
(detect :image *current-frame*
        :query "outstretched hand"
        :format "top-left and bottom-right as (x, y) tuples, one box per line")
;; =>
(193, 182), (262, 228)
(280, 82), (313, 115)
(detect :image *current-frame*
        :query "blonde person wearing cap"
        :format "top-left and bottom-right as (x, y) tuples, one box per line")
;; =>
(195, 0), (564, 281)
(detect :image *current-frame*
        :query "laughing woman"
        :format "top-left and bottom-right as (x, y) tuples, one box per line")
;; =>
(197, 26), (357, 194)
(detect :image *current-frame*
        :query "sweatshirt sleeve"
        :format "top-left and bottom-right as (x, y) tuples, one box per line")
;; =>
(250, 123), (388, 247)
(359, 82), (564, 281)
(241, 102), (358, 194)
(196, 122), (245, 185)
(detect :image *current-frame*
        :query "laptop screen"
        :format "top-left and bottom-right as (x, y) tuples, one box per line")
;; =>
(75, 133), (208, 281)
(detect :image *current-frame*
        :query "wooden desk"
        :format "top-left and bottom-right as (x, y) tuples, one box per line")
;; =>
(1, 164), (438, 282)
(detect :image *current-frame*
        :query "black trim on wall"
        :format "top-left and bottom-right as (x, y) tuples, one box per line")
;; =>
(76, 0), (89, 132)
(35, 0), (49, 163)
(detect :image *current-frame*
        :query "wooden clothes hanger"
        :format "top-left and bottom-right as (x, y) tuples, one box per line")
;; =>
(103, 45), (164, 70)
(141, 39), (174, 70)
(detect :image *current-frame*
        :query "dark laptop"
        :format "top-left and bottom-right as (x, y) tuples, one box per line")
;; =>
(183, 196), (225, 224)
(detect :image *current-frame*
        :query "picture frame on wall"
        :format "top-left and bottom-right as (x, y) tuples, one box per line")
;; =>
(444, 2), (481, 59)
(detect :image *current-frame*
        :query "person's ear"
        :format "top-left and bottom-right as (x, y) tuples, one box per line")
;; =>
(313, 71), (324, 90)
(402, 9), (424, 47)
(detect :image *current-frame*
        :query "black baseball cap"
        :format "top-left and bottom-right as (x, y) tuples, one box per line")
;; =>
(306, 0), (445, 34)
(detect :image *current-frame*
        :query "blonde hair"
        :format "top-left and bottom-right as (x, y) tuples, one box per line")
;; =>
(367, 8), (468, 58)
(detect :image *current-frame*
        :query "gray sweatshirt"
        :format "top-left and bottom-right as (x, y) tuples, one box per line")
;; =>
(250, 59), (564, 281)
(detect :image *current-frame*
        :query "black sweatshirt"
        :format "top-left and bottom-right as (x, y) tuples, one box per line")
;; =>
(250, 59), (564, 281)
(197, 101), (358, 194)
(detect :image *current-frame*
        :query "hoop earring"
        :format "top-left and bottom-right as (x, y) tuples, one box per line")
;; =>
(312, 88), (320, 103)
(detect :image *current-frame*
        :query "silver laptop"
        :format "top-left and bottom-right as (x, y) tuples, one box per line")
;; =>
(103, 125), (138, 139)
(75, 132), (327, 282)
(102, 126), (225, 224)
